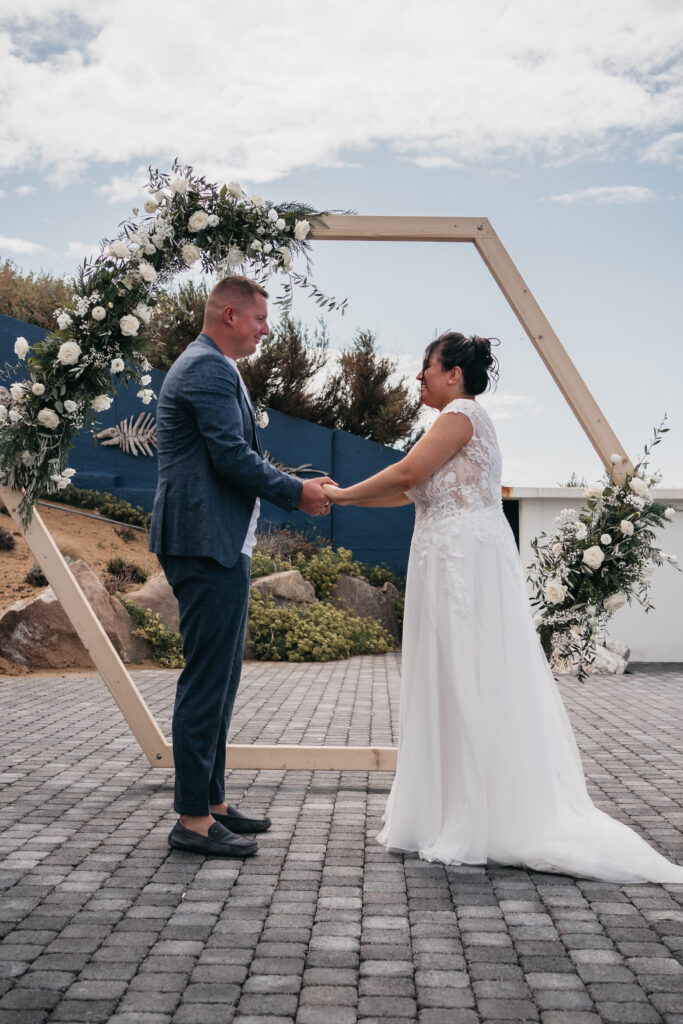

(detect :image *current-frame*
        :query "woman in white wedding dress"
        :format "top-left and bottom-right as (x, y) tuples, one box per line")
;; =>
(323, 332), (683, 884)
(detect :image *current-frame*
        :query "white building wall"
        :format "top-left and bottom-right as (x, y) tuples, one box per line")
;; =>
(513, 488), (683, 663)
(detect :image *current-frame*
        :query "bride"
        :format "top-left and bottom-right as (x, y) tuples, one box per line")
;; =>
(323, 331), (683, 883)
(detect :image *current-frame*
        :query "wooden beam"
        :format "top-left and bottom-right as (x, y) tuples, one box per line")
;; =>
(225, 744), (397, 772)
(0, 483), (171, 766)
(474, 229), (633, 481)
(310, 215), (494, 243)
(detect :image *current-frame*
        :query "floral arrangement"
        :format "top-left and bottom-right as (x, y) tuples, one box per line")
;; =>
(528, 420), (679, 680)
(0, 160), (343, 523)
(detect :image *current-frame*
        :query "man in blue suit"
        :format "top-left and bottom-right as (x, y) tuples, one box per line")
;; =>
(150, 276), (334, 857)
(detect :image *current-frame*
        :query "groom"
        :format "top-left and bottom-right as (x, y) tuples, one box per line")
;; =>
(150, 276), (334, 857)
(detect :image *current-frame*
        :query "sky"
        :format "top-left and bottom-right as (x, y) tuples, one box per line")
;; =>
(0, 0), (682, 486)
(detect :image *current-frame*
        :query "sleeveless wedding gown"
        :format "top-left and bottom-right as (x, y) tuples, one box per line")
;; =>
(377, 398), (683, 883)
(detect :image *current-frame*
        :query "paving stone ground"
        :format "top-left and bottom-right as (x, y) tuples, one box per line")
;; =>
(0, 657), (682, 1024)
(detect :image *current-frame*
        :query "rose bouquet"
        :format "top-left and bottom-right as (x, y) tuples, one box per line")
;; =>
(527, 419), (679, 680)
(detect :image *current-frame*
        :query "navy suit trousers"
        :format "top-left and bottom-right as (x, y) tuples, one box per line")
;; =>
(159, 553), (250, 815)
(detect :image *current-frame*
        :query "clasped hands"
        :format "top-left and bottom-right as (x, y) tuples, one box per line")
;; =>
(297, 477), (338, 516)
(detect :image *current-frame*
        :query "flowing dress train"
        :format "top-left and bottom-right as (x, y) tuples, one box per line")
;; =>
(377, 398), (683, 883)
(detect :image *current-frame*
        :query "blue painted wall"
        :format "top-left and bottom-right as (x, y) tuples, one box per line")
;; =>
(0, 314), (415, 574)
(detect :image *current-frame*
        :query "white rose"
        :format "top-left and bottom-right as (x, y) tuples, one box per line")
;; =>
(600, 534), (612, 545)
(575, 523), (588, 541)
(585, 482), (604, 499)
(140, 374), (152, 385)
(267, 208), (279, 222)
(249, 194), (266, 209)
(10, 382), (25, 402)
(619, 519), (635, 536)
(62, 467), (76, 478)
(57, 341), (81, 365)
(275, 218), (286, 231)
(137, 388), (154, 405)
(262, 242), (273, 254)
(31, 382), (45, 396)
(294, 219), (310, 240)
(144, 244), (156, 255)
(134, 303), (153, 324)
(144, 198), (158, 214)
(64, 400), (78, 413)
(119, 315), (140, 337)
(182, 244), (200, 266)
(56, 312), (72, 330)
(0, 405), (8, 425)
(610, 453), (623, 465)
(582, 545), (605, 570)
(37, 408), (59, 429)
(667, 554), (679, 565)
(188, 210), (209, 232)
(137, 261), (157, 283)
(107, 240), (129, 259)
(552, 543), (562, 556)
(278, 247), (293, 271)
(629, 476), (650, 497)
(207, 214), (219, 227)
(227, 182), (244, 198)
(14, 336), (29, 360)
(170, 177), (188, 195)
(110, 358), (125, 373)
(533, 613), (544, 626)
(91, 306), (106, 321)
(604, 592), (627, 612)
(664, 507), (676, 521)
(9, 408), (21, 422)
(91, 394), (113, 412)
(250, 239), (262, 252)
(227, 246), (245, 268)
(544, 578), (567, 605)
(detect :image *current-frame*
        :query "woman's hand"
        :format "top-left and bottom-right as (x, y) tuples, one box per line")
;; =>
(322, 483), (346, 505)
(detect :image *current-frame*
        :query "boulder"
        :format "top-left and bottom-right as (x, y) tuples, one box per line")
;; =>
(591, 643), (628, 675)
(250, 570), (315, 605)
(0, 559), (151, 669)
(330, 574), (400, 642)
(126, 571), (180, 631)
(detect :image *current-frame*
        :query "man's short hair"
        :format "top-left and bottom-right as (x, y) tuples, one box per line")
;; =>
(206, 276), (268, 316)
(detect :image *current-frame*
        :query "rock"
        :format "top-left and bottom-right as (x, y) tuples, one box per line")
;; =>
(0, 559), (151, 669)
(381, 580), (400, 600)
(126, 571), (180, 631)
(598, 633), (630, 661)
(591, 643), (628, 675)
(330, 574), (400, 642)
(250, 570), (316, 605)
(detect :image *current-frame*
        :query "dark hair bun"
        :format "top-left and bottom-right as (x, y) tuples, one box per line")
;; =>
(424, 332), (499, 395)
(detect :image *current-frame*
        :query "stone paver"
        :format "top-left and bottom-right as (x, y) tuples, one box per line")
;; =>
(0, 658), (681, 1023)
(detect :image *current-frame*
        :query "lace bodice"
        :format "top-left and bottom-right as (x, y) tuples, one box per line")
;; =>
(408, 399), (502, 523)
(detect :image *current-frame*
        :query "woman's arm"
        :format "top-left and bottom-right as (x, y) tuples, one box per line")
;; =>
(324, 490), (412, 508)
(323, 410), (473, 506)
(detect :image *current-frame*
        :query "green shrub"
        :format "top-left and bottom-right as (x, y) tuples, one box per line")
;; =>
(250, 551), (292, 580)
(293, 545), (360, 598)
(0, 526), (15, 550)
(45, 486), (151, 529)
(106, 557), (148, 587)
(356, 561), (404, 591)
(248, 591), (394, 662)
(122, 601), (185, 668)
(254, 524), (320, 561)
(25, 563), (48, 587)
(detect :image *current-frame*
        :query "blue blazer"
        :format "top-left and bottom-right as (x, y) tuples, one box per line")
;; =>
(149, 332), (303, 568)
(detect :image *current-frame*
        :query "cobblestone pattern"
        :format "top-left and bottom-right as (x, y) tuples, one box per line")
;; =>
(0, 658), (681, 1023)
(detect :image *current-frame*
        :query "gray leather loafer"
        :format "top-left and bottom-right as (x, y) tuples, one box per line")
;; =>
(213, 804), (272, 834)
(168, 820), (257, 857)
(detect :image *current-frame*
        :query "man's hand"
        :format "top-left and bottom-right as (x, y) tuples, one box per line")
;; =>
(322, 483), (345, 505)
(298, 477), (337, 516)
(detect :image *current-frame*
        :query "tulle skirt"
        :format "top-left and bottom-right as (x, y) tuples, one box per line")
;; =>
(377, 507), (683, 883)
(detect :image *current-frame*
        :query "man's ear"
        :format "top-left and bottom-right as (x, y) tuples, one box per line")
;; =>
(222, 304), (236, 326)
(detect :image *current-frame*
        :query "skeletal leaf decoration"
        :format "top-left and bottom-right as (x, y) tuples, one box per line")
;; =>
(96, 412), (158, 457)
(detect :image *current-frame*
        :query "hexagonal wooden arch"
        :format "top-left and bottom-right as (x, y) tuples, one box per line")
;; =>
(0, 215), (633, 771)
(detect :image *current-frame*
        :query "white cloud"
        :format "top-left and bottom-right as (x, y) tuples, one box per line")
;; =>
(95, 166), (150, 203)
(0, 1), (681, 185)
(0, 189), (6, 198)
(479, 393), (541, 421)
(15, 184), (35, 195)
(0, 234), (45, 254)
(549, 185), (657, 205)
(65, 240), (101, 262)
(640, 132), (683, 167)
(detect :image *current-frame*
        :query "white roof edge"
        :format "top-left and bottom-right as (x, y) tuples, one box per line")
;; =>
(502, 487), (683, 500)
